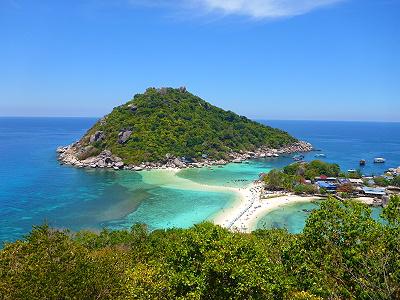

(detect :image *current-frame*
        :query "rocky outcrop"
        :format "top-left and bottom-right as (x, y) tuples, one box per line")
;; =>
(118, 130), (132, 144)
(89, 131), (104, 144)
(57, 147), (124, 169)
(173, 157), (186, 168)
(57, 140), (313, 171)
(127, 104), (137, 112)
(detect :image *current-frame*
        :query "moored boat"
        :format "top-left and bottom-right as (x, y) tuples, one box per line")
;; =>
(374, 158), (386, 163)
(293, 154), (305, 161)
(359, 159), (366, 166)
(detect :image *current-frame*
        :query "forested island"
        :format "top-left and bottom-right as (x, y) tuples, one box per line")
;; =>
(1, 196), (399, 299)
(57, 87), (312, 169)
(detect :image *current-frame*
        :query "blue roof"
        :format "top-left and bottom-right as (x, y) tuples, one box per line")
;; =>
(338, 179), (350, 184)
(317, 181), (337, 189)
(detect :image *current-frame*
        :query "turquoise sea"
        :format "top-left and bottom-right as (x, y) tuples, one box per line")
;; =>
(0, 118), (399, 242)
(255, 201), (383, 233)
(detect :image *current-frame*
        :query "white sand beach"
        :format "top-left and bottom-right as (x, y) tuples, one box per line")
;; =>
(140, 168), (319, 233)
(213, 183), (320, 232)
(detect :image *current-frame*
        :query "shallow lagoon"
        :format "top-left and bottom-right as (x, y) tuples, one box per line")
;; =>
(1, 117), (399, 242)
(256, 201), (383, 233)
(177, 158), (293, 188)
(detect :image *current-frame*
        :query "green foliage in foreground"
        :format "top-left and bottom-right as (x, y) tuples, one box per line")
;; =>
(283, 160), (341, 180)
(80, 87), (297, 164)
(1, 196), (400, 300)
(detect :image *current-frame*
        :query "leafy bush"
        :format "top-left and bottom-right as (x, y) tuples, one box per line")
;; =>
(337, 183), (354, 194)
(285, 196), (400, 299)
(293, 184), (317, 195)
(390, 176), (400, 187)
(374, 176), (391, 187)
(1, 196), (399, 299)
(263, 169), (297, 191)
(284, 160), (340, 180)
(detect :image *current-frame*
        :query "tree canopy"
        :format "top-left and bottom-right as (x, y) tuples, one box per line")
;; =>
(78, 88), (297, 164)
(283, 160), (341, 180)
(1, 196), (399, 299)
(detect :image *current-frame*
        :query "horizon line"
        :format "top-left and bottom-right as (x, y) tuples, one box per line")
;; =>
(0, 115), (399, 123)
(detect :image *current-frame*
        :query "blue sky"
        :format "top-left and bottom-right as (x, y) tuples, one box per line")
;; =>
(0, 0), (399, 121)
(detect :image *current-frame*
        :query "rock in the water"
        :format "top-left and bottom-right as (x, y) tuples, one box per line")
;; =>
(173, 158), (186, 168)
(115, 161), (124, 169)
(89, 131), (104, 144)
(56, 146), (67, 153)
(118, 130), (132, 144)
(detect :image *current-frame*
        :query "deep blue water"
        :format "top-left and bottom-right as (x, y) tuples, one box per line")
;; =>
(262, 120), (400, 175)
(1, 117), (399, 243)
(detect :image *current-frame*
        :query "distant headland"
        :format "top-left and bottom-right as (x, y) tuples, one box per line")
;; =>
(57, 87), (313, 170)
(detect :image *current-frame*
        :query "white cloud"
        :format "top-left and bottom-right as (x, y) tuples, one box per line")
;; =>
(196, 0), (345, 18)
(129, 0), (346, 19)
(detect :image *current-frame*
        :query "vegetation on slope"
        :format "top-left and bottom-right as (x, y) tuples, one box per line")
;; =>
(1, 196), (399, 299)
(79, 87), (297, 164)
(263, 160), (341, 192)
(283, 160), (341, 180)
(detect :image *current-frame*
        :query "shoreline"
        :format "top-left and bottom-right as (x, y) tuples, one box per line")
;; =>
(139, 168), (320, 233)
(213, 183), (320, 232)
(56, 141), (313, 170)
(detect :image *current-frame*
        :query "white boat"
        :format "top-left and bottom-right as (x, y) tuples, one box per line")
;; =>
(374, 158), (386, 163)
(293, 154), (304, 161)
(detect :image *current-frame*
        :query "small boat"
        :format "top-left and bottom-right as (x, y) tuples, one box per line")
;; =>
(315, 153), (326, 158)
(293, 154), (304, 161)
(359, 159), (366, 166)
(348, 169), (357, 173)
(374, 158), (386, 163)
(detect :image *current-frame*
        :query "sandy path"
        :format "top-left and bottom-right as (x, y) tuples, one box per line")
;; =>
(139, 168), (319, 232)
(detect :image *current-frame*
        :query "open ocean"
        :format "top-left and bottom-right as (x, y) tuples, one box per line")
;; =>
(1, 117), (399, 243)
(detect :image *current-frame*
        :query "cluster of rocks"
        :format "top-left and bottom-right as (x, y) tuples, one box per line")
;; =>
(89, 131), (104, 144)
(57, 146), (125, 170)
(88, 129), (133, 145)
(57, 141), (313, 171)
(118, 129), (132, 144)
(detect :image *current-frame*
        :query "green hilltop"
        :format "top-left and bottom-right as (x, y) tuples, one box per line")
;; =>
(78, 87), (297, 164)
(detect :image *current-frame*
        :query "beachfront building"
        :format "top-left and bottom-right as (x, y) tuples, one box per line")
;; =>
(349, 178), (363, 186)
(361, 187), (386, 199)
(316, 181), (337, 192)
